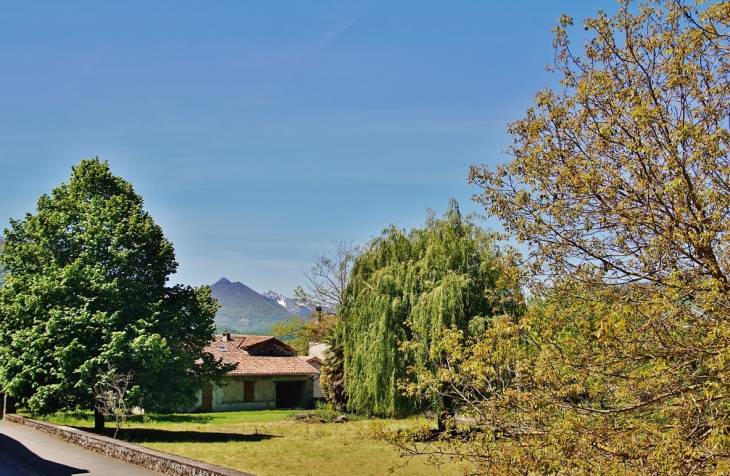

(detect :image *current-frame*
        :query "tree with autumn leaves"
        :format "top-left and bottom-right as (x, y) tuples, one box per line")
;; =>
(383, 1), (730, 474)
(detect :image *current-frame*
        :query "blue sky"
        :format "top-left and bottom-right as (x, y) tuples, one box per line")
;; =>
(0, 0), (614, 296)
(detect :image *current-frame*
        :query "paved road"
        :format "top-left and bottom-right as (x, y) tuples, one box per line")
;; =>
(0, 419), (160, 475)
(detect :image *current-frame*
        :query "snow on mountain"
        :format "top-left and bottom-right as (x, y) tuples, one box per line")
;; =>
(210, 278), (293, 334)
(261, 291), (314, 317)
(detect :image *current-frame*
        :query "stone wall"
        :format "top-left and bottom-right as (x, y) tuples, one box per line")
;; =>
(3, 414), (254, 476)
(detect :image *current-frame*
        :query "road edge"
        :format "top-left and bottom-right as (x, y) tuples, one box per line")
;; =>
(3, 414), (254, 476)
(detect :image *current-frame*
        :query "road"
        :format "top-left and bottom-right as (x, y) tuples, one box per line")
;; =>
(0, 419), (160, 475)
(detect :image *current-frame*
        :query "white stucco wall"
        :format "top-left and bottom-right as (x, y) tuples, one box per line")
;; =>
(191, 375), (315, 412)
(307, 361), (325, 399)
(308, 343), (329, 360)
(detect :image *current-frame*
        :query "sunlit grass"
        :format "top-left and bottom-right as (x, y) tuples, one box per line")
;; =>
(38, 410), (465, 476)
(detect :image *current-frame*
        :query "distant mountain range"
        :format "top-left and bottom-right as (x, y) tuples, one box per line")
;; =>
(209, 278), (314, 335)
(261, 290), (314, 317)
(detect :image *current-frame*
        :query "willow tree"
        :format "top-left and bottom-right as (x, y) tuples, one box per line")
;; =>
(386, 1), (730, 474)
(339, 200), (522, 417)
(0, 159), (231, 429)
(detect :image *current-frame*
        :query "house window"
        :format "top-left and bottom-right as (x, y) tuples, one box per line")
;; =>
(244, 381), (255, 402)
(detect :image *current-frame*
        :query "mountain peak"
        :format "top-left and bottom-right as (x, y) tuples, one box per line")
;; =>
(261, 290), (314, 317)
(210, 278), (292, 335)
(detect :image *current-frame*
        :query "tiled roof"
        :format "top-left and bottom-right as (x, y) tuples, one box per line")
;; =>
(300, 356), (322, 364)
(205, 334), (319, 376)
(237, 335), (273, 348)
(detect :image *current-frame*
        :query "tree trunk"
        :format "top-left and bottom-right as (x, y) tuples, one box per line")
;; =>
(94, 408), (105, 433)
(437, 395), (454, 433)
(3, 394), (17, 417)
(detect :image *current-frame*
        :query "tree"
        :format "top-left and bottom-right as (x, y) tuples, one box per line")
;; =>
(339, 200), (522, 418)
(270, 315), (310, 355)
(293, 238), (357, 312)
(0, 158), (231, 429)
(94, 365), (133, 439)
(387, 1), (730, 474)
(293, 239), (358, 410)
(270, 311), (340, 357)
(0, 237), (7, 287)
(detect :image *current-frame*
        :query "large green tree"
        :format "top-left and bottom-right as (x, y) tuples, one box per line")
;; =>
(0, 159), (229, 425)
(0, 237), (6, 286)
(339, 201), (522, 417)
(386, 1), (730, 474)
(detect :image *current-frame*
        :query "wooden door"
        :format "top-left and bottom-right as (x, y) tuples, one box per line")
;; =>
(244, 381), (255, 402)
(202, 384), (213, 412)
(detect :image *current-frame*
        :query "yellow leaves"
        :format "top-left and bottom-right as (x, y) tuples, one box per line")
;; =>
(558, 14), (574, 28)
(404, 0), (730, 473)
(514, 190), (530, 207)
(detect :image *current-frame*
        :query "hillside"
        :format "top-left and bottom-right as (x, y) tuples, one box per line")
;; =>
(209, 278), (293, 334)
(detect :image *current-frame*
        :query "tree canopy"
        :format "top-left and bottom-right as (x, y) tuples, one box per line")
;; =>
(270, 315), (311, 356)
(0, 158), (230, 417)
(0, 237), (6, 286)
(339, 201), (521, 417)
(387, 1), (730, 474)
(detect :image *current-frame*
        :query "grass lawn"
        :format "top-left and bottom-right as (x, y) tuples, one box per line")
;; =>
(38, 410), (465, 476)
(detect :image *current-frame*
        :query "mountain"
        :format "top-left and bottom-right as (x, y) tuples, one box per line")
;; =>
(209, 278), (294, 335)
(261, 291), (314, 317)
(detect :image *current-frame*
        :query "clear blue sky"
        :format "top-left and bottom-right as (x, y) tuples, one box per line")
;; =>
(0, 0), (614, 296)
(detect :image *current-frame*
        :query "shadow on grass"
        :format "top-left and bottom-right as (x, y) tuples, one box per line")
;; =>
(86, 427), (279, 444)
(126, 414), (217, 425)
(41, 412), (219, 426)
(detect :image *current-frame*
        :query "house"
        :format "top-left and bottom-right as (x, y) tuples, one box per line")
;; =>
(301, 355), (324, 399)
(194, 333), (320, 412)
(305, 342), (331, 400)
(308, 342), (329, 360)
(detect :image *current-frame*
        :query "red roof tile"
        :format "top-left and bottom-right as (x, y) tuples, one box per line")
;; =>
(205, 334), (319, 376)
(300, 356), (322, 364)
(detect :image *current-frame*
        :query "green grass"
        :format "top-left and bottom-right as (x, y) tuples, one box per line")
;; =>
(37, 410), (465, 476)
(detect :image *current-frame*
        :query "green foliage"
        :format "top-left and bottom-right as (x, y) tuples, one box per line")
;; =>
(320, 320), (347, 411)
(293, 239), (357, 410)
(387, 1), (730, 474)
(270, 315), (310, 355)
(0, 237), (6, 286)
(339, 200), (522, 417)
(0, 158), (232, 415)
(285, 404), (367, 422)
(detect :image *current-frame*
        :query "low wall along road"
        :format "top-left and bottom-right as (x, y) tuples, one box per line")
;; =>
(3, 414), (254, 476)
